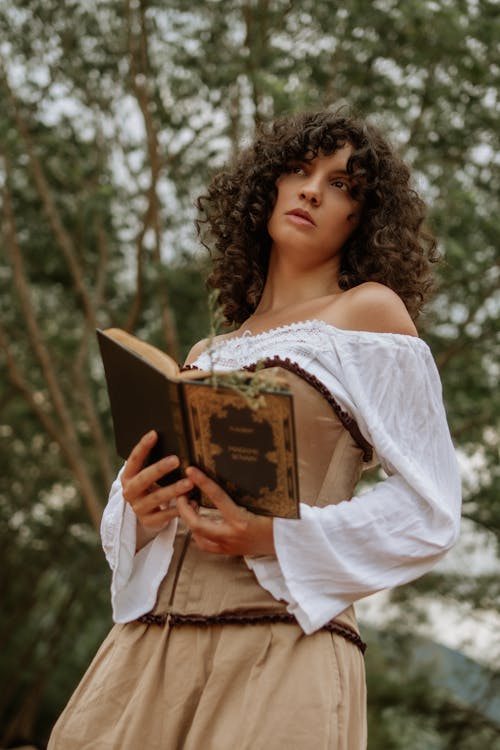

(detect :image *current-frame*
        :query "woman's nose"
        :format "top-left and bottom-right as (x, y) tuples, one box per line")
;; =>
(299, 180), (321, 206)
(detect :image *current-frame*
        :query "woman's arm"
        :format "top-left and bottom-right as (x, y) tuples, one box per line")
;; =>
(247, 324), (461, 633)
(99, 435), (193, 623)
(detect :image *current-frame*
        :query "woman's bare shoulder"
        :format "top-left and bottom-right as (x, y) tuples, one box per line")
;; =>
(325, 282), (418, 336)
(184, 338), (211, 366)
(183, 330), (236, 365)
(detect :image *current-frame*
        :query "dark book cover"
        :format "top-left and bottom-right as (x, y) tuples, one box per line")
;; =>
(97, 328), (300, 518)
(97, 329), (189, 486)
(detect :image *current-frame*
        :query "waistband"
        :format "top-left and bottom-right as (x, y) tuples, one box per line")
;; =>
(136, 610), (367, 655)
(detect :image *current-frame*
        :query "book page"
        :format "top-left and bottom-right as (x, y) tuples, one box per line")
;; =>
(102, 328), (181, 380)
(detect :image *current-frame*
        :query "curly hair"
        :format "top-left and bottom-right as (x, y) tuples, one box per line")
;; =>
(197, 110), (439, 324)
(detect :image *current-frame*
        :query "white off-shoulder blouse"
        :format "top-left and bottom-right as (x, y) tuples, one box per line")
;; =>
(100, 321), (462, 633)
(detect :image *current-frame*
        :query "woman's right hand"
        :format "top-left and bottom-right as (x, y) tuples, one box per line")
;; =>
(121, 430), (194, 535)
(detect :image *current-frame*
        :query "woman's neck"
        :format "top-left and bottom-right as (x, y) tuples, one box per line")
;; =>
(253, 252), (342, 317)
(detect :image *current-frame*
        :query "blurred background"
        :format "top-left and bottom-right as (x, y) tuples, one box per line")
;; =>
(0, 1), (499, 747)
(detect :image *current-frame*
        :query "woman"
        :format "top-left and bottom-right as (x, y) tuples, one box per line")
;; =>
(49, 111), (461, 749)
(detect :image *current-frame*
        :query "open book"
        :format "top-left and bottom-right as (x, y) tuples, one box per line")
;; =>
(97, 328), (300, 518)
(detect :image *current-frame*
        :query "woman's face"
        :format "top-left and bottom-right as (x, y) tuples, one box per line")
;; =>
(267, 145), (363, 267)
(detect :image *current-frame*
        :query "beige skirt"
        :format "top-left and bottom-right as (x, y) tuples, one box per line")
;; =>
(48, 614), (366, 750)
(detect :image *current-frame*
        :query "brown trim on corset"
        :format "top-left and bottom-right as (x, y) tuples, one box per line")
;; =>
(136, 611), (367, 655)
(180, 359), (373, 462)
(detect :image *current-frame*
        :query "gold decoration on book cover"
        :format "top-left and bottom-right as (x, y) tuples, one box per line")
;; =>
(183, 382), (299, 518)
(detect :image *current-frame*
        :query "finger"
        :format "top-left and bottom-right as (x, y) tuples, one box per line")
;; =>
(192, 534), (224, 554)
(176, 494), (203, 529)
(132, 477), (193, 516)
(123, 455), (181, 502)
(176, 495), (226, 538)
(185, 467), (241, 521)
(177, 496), (236, 546)
(122, 430), (157, 482)
(139, 505), (180, 531)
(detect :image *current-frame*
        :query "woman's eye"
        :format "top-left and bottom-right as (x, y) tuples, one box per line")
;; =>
(331, 180), (349, 192)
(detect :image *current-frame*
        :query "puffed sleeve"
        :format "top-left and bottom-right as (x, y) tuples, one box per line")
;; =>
(100, 467), (178, 622)
(246, 331), (462, 634)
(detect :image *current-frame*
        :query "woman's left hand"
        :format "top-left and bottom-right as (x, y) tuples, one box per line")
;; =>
(176, 466), (275, 557)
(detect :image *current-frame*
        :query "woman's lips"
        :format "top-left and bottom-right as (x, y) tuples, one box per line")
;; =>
(285, 209), (316, 226)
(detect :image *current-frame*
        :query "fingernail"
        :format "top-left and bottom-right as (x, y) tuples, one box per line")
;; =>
(146, 430), (156, 442)
(160, 456), (175, 469)
(179, 479), (192, 491)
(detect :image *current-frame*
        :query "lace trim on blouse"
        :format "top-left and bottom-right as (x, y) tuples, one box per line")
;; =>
(201, 318), (427, 355)
(194, 320), (331, 370)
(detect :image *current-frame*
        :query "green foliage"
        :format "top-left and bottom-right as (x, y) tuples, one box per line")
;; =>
(365, 628), (500, 749)
(0, 0), (498, 746)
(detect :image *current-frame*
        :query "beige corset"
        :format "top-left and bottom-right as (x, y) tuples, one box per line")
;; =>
(151, 365), (374, 629)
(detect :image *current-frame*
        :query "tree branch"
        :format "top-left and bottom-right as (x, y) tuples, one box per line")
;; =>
(73, 326), (116, 490)
(72, 225), (116, 488)
(1, 171), (103, 529)
(123, 0), (179, 358)
(0, 323), (103, 529)
(0, 64), (98, 331)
